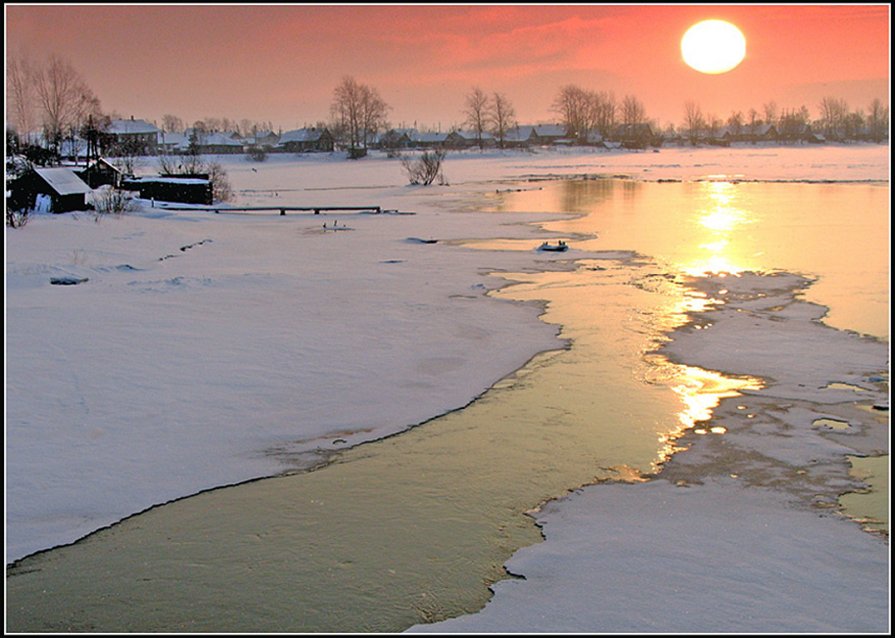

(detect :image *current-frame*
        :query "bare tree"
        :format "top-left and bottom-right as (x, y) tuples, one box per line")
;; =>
(589, 91), (617, 138)
(330, 76), (390, 153)
(161, 114), (184, 133)
(552, 85), (590, 142)
(866, 98), (889, 143)
(778, 106), (810, 141)
(727, 110), (744, 138)
(747, 108), (760, 138)
(489, 92), (516, 148)
(706, 113), (723, 140)
(762, 101), (778, 128)
(33, 54), (98, 155)
(818, 96), (849, 140)
(621, 95), (646, 127)
(7, 54), (37, 144)
(463, 87), (490, 149)
(683, 100), (705, 144)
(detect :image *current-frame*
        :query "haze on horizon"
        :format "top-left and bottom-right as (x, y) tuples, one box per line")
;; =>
(5, 3), (889, 132)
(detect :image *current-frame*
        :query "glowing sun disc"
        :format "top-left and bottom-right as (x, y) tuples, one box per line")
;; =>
(681, 19), (746, 74)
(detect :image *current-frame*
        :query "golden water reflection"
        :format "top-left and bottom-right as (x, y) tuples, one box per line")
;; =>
(487, 179), (889, 339)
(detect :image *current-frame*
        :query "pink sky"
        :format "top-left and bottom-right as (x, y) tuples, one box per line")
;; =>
(5, 4), (890, 132)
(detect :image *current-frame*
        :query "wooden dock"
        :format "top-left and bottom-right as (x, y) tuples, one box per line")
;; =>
(155, 205), (383, 215)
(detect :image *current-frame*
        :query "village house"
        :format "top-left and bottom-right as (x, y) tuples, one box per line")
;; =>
(528, 124), (570, 145)
(104, 117), (160, 156)
(502, 124), (573, 148)
(444, 129), (495, 149)
(376, 128), (418, 150)
(192, 132), (245, 154)
(276, 127), (335, 152)
(611, 123), (658, 149)
(412, 131), (449, 148)
(157, 131), (191, 155)
(249, 130), (280, 150)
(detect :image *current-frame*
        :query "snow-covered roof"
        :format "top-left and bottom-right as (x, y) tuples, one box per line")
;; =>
(251, 130), (279, 143)
(157, 131), (190, 148)
(34, 167), (92, 195)
(504, 126), (535, 142)
(278, 128), (329, 144)
(532, 124), (567, 138)
(108, 118), (159, 135)
(449, 129), (495, 141)
(415, 131), (448, 143)
(198, 132), (244, 147)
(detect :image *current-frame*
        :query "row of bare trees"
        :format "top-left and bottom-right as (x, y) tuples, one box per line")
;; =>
(679, 97), (889, 144)
(8, 52), (889, 167)
(462, 87), (518, 148)
(8, 53), (107, 157)
(550, 85), (646, 142)
(329, 76), (390, 153)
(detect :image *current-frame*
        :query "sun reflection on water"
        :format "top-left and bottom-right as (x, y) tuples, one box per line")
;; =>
(684, 181), (755, 276)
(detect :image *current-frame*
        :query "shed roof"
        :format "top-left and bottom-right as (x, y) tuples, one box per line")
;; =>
(34, 168), (92, 195)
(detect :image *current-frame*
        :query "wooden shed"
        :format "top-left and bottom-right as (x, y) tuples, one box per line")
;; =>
(121, 175), (213, 205)
(76, 158), (123, 188)
(8, 167), (92, 213)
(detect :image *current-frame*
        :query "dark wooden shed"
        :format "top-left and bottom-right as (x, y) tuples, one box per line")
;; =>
(121, 175), (213, 205)
(76, 158), (122, 188)
(8, 167), (92, 213)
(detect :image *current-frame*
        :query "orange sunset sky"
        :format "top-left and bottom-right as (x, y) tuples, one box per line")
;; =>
(5, 3), (890, 132)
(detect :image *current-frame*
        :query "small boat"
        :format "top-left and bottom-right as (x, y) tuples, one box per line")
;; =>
(537, 240), (569, 252)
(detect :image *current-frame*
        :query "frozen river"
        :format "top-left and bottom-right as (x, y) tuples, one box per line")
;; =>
(6, 147), (889, 632)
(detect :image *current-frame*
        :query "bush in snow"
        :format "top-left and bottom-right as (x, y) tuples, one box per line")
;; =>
(400, 149), (446, 186)
(92, 185), (136, 219)
(157, 152), (233, 203)
(246, 145), (268, 162)
(6, 206), (30, 228)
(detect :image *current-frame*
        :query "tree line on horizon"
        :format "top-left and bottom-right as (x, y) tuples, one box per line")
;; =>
(6, 53), (890, 164)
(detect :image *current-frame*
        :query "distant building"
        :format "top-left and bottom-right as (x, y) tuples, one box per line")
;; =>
(611, 123), (657, 149)
(376, 128), (418, 150)
(104, 117), (160, 155)
(413, 131), (449, 148)
(444, 129), (495, 149)
(502, 124), (572, 148)
(528, 124), (569, 145)
(192, 132), (245, 154)
(277, 127), (335, 152)
(157, 131), (191, 155)
(250, 130), (280, 149)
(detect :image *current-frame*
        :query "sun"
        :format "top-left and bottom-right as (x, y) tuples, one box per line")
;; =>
(681, 19), (746, 74)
